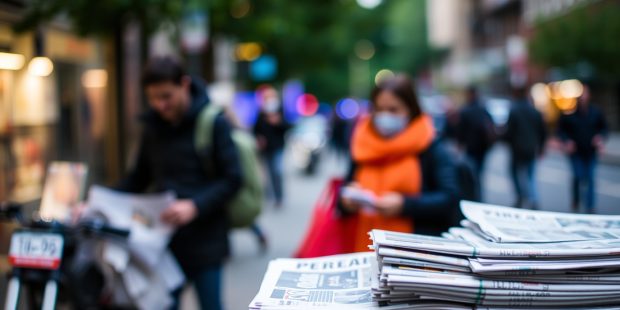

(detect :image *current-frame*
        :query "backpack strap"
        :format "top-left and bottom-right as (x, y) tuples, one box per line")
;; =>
(195, 104), (224, 175)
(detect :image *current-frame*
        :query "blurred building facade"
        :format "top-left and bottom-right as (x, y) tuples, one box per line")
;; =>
(0, 0), (131, 204)
(427, 0), (619, 130)
(0, 1), (227, 205)
(427, 0), (543, 93)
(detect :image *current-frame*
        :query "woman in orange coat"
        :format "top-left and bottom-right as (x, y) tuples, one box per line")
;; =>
(341, 74), (435, 252)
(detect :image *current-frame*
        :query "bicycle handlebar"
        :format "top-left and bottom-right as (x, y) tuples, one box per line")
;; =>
(2, 202), (130, 239)
(78, 218), (130, 238)
(0, 202), (24, 223)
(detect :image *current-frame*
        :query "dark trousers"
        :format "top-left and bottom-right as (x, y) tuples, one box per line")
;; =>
(170, 264), (223, 310)
(264, 149), (284, 204)
(510, 158), (537, 208)
(466, 151), (487, 199)
(569, 156), (596, 211)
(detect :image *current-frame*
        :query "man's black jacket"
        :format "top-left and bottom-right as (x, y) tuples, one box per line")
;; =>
(504, 100), (547, 161)
(117, 78), (242, 273)
(558, 104), (608, 159)
(457, 102), (495, 157)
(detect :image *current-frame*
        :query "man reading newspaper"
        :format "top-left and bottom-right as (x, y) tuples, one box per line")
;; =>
(117, 56), (242, 310)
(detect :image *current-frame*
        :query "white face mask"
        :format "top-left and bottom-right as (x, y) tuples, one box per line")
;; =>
(263, 98), (280, 113)
(373, 112), (408, 137)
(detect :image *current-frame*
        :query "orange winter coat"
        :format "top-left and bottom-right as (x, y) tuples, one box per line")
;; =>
(350, 114), (435, 252)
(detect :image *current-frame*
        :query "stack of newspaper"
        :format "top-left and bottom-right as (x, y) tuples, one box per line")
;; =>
(371, 201), (620, 309)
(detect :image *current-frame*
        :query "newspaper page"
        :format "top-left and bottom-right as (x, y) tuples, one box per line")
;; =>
(87, 185), (176, 268)
(381, 266), (620, 292)
(371, 229), (620, 258)
(447, 227), (620, 258)
(376, 246), (470, 268)
(249, 253), (387, 309)
(461, 201), (620, 243)
(87, 186), (184, 310)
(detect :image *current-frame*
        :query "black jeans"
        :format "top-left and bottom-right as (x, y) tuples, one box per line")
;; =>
(466, 151), (487, 199)
(170, 264), (223, 310)
(263, 149), (284, 204)
(569, 155), (596, 211)
(510, 158), (537, 207)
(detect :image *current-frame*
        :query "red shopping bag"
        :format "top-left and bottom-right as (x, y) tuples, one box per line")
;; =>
(294, 178), (357, 258)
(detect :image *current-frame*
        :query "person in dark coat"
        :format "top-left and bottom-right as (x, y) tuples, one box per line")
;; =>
(457, 87), (496, 198)
(117, 57), (242, 310)
(503, 86), (547, 209)
(341, 139), (461, 236)
(253, 86), (290, 209)
(557, 85), (608, 213)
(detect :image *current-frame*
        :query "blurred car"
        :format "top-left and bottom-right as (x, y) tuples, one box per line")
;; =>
(288, 115), (329, 175)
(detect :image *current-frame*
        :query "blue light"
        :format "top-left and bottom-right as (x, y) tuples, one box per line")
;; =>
(232, 91), (260, 128)
(336, 98), (360, 120)
(282, 80), (304, 123)
(250, 55), (277, 81)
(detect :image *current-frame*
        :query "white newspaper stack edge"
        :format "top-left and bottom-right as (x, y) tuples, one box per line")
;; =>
(460, 200), (620, 243)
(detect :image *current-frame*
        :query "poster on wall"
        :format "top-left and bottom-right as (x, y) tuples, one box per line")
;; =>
(39, 161), (88, 222)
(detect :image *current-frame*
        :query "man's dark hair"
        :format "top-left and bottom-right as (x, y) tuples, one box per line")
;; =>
(142, 56), (186, 86)
(371, 74), (422, 121)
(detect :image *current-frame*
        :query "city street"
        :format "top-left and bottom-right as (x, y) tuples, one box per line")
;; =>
(1, 0), (619, 308)
(182, 144), (620, 310)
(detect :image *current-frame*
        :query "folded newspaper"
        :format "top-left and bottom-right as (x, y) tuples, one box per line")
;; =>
(369, 201), (620, 309)
(87, 185), (184, 310)
(249, 253), (441, 309)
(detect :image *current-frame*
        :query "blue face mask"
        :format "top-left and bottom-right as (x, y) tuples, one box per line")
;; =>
(373, 112), (408, 138)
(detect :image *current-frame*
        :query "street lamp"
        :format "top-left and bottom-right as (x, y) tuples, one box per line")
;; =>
(28, 30), (54, 77)
(28, 57), (53, 77)
(0, 52), (24, 71)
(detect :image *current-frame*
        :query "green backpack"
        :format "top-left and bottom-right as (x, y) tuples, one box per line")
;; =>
(194, 104), (263, 228)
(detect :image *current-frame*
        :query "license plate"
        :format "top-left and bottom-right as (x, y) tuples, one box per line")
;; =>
(8, 231), (64, 270)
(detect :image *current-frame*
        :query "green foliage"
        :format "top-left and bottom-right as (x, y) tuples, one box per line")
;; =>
(529, 2), (620, 80)
(15, 0), (432, 101)
(15, 0), (184, 35)
(216, 0), (430, 101)
(380, 0), (430, 74)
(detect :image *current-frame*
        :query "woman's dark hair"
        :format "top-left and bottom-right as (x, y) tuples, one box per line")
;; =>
(370, 74), (422, 120)
(142, 56), (186, 86)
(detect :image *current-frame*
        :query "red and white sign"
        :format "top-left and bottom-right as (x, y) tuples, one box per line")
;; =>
(8, 232), (64, 270)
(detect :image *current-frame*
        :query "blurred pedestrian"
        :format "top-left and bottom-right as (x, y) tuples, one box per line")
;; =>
(503, 86), (547, 210)
(339, 74), (461, 249)
(253, 87), (290, 209)
(558, 85), (608, 213)
(117, 57), (242, 310)
(330, 115), (352, 161)
(457, 87), (496, 198)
